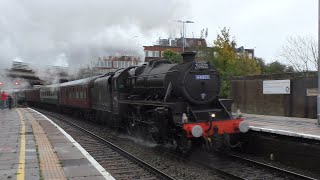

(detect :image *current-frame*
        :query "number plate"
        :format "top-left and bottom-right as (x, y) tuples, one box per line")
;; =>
(195, 75), (210, 80)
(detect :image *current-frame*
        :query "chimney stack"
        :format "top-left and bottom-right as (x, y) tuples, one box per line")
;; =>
(181, 52), (196, 63)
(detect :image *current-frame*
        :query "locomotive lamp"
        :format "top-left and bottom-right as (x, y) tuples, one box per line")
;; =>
(239, 121), (249, 133)
(211, 113), (216, 118)
(191, 125), (203, 137)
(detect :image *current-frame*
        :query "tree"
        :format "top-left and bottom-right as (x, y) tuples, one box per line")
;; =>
(265, 61), (286, 74)
(162, 49), (182, 63)
(255, 58), (295, 74)
(255, 57), (267, 73)
(267, 62), (295, 73)
(278, 35), (318, 72)
(207, 27), (261, 97)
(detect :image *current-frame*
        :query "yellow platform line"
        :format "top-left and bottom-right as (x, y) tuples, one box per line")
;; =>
(16, 109), (25, 180)
(24, 110), (67, 180)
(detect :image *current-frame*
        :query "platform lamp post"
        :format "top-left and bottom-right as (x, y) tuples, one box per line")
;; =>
(131, 35), (141, 66)
(176, 20), (194, 52)
(318, 0), (320, 125)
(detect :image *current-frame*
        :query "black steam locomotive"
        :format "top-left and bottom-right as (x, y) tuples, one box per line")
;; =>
(18, 52), (247, 153)
(92, 52), (247, 153)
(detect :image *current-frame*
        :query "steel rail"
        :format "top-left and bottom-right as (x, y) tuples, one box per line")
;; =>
(160, 150), (245, 180)
(187, 157), (246, 180)
(226, 153), (318, 180)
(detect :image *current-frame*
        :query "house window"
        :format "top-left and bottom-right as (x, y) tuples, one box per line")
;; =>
(198, 41), (201, 45)
(155, 51), (160, 57)
(107, 61), (112, 67)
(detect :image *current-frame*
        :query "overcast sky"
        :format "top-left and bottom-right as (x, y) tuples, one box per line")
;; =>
(186, 0), (317, 62)
(0, 0), (317, 69)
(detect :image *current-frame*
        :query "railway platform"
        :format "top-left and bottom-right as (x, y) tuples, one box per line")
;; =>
(244, 113), (320, 140)
(0, 108), (114, 180)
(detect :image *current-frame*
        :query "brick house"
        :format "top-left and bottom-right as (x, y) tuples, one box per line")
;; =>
(143, 38), (207, 62)
(92, 56), (141, 74)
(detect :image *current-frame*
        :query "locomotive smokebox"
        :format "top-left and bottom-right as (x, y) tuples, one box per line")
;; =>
(181, 52), (196, 63)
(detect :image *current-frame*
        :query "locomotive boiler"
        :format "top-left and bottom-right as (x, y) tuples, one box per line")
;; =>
(133, 52), (220, 105)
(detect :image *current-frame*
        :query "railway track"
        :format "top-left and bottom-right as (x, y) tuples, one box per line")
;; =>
(37, 109), (174, 180)
(225, 153), (318, 180)
(35, 108), (318, 180)
(162, 149), (318, 180)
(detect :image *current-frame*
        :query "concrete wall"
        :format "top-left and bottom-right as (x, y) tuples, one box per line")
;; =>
(231, 72), (317, 118)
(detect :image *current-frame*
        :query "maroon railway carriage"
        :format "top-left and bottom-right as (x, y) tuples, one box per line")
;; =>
(25, 88), (40, 106)
(59, 76), (100, 117)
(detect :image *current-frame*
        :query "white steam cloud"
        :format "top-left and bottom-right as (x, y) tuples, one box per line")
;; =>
(0, 0), (190, 69)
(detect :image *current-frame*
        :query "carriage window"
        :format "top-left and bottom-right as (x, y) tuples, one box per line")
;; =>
(82, 87), (84, 99)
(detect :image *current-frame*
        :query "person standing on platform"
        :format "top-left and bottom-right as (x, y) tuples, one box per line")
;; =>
(8, 95), (13, 109)
(1, 91), (7, 110)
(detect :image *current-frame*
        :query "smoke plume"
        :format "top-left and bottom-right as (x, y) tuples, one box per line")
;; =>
(0, 0), (190, 70)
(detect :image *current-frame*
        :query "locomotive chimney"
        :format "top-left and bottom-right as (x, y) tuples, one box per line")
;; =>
(181, 52), (196, 63)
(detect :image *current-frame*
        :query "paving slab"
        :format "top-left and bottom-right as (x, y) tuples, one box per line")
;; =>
(25, 108), (114, 180)
(0, 109), (40, 180)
